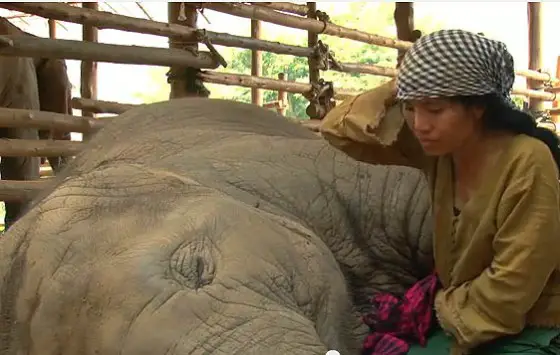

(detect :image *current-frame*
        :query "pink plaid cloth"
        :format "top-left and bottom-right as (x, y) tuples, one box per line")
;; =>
(362, 273), (440, 355)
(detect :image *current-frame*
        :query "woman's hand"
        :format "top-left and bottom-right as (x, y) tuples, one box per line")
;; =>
(435, 291), (473, 354)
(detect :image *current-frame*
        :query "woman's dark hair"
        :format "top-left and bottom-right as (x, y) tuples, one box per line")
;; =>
(454, 93), (560, 171)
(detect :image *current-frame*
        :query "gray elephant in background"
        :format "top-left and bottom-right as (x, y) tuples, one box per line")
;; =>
(0, 17), (73, 173)
(0, 17), (73, 229)
(0, 98), (433, 354)
(0, 54), (41, 230)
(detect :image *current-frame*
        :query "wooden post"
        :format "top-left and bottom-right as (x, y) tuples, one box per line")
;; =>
(199, 70), (311, 93)
(80, 2), (98, 142)
(80, 1), (98, 122)
(204, 3), (411, 50)
(394, 2), (416, 67)
(168, 2), (208, 98)
(48, 19), (56, 39)
(251, 19), (263, 106)
(527, 2), (544, 111)
(0, 35), (219, 68)
(80, 2), (98, 116)
(306, 2), (322, 120)
(277, 73), (288, 116)
(307, 2), (319, 85)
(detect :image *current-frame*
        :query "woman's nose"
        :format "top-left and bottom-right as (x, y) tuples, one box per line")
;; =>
(412, 113), (432, 133)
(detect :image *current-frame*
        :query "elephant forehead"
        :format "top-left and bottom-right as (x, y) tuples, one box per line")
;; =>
(26, 196), (319, 284)
(21, 163), (335, 285)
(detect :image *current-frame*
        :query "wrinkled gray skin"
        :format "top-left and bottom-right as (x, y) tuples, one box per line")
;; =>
(0, 98), (433, 355)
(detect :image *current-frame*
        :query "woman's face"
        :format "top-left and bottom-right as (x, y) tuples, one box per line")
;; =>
(402, 98), (484, 156)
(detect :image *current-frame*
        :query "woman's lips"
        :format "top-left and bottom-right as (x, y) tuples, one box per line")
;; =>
(418, 137), (438, 145)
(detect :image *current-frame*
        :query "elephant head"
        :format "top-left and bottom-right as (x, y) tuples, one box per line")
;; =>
(0, 98), (433, 354)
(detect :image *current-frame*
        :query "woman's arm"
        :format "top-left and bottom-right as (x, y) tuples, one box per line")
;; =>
(320, 80), (428, 171)
(435, 142), (560, 349)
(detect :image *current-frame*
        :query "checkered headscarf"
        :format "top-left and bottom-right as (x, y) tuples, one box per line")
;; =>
(396, 29), (515, 105)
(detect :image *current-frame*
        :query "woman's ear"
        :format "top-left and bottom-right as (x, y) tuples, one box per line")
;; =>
(469, 104), (485, 122)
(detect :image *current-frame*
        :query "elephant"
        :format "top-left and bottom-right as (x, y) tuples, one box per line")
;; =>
(0, 17), (73, 229)
(0, 53), (41, 230)
(0, 98), (433, 354)
(0, 17), (73, 174)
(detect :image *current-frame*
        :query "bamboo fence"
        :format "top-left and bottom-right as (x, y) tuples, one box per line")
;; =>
(0, 1), (556, 205)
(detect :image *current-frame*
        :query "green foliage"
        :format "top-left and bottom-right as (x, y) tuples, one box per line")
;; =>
(511, 96), (527, 110)
(226, 49), (311, 118)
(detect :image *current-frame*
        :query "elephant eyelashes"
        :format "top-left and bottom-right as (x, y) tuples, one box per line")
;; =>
(169, 245), (215, 290)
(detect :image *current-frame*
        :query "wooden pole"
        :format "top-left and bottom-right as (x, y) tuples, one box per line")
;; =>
(277, 73), (288, 115)
(251, 2), (309, 16)
(81, 2), (98, 119)
(251, 19), (263, 106)
(332, 62), (548, 81)
(0, 139), (83, 157)
(335, 62), (397, 77)
(527, 2), (544, 111)
(394, 2), (415, 67)
(307, 2), (319, 85)
(200, 70), (554, 101)
(1, 2), (313, 58)
(5, 3), (555, 84)
(168, 2), (207, 98)
(0, 180), (51, 202)
(200, 70), (311, 93)
(0, 107), (104, 133)
(513, 87), (554, 100)
(48, 18), (56, 39)
(0, 35), (219, 68)
(5, 2), (556, 84)
(202, 3), (412, 50)
(516, 68), (554, 83)
(306, 2), (322, 120)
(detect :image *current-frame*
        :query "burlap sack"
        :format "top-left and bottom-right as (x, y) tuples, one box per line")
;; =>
(319, 79), (425, 167)
(320, 79), (405, 147)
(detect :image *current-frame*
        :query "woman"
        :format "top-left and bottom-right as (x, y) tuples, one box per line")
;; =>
(321, 29), (560, 354)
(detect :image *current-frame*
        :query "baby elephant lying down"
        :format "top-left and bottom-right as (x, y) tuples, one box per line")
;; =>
(0, 98), (432, 355)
